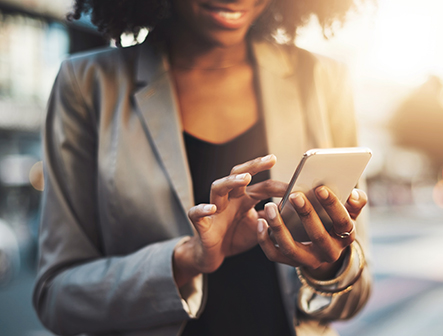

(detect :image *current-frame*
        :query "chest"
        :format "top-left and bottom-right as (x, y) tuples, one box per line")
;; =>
(172, 64), (260, 144)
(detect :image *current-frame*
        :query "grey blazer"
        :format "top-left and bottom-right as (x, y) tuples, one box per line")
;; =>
(33, 38), (371, 336)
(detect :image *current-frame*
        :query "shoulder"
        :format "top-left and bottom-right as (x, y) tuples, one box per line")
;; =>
(255, 40), (357, 146)
(47, 45), (141, 127)
(289, 44), (350, 89)
(252, 39), (349, 85)
(60, 45), (139, 86)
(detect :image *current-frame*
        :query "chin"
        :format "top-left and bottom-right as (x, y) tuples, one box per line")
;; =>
(198, 28), (252, 48)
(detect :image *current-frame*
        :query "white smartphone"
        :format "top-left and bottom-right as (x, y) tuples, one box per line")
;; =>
(278, 147), (372, 242)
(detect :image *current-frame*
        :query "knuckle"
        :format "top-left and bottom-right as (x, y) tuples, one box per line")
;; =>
(297, 207), (313, 218)
(348, 235), (356, 244)
(323, 249), (341, 263)
(211, 180), (219, 190)
(281, 246), (296, 260)
(263, 179), (272, 189)
(313, 260), (323, 269)
(307, 259), (322, 270)
(335, 216), (351, 229)
(188, 205), (197, 215)
(187, 211), (193, 221)
(230, 165), (241, 174)
(311, 233), (328, 246)
(187, 208), (197, 221)
(321, 195), (336, 207)
(269, 224), (284, 234)
(257, 234), (266, 245)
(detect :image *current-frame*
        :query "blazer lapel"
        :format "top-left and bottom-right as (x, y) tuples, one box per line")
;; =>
(253, 41), (332, 183)
(253, 41), (308, 183)
(133, 41), (194, 215)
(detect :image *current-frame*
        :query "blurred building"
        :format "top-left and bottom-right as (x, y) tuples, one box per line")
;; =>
(389, 76), (443, 171)
(0, 0), (107, 280)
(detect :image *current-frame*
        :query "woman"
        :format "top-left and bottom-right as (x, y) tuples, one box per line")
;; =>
(33, 0), (371, 335)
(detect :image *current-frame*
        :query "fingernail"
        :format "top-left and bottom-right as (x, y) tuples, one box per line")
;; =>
(258, 219), (265, 233)
(236, 173), (248, 180)
(351, 189), (359, 201)
(204, 204), (215, 212)
(265, 203), (277, 220)
(317, 187), (329, 200)
(290, 193), (305, 208)
(261, 154), (273, 162)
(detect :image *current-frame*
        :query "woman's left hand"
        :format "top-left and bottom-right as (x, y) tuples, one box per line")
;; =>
(257, 187), (367, 279)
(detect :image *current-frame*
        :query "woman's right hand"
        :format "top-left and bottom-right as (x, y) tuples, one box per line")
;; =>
(173, 154), (286, 287)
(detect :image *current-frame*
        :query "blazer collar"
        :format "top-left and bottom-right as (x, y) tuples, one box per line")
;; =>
(135, 39), (169, 86)
(251, 39), (295, 78)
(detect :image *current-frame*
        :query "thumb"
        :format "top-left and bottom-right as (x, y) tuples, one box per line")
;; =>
(188, 204), (217, 234)
(345, 189), (367, 220)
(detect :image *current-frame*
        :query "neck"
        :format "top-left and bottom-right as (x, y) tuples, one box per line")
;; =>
(167, 23), (249, 70)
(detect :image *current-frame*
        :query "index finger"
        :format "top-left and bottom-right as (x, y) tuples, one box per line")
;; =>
(345, 189), (368, 220)
(246, 180), (288, 200)
(210, 173), (251, 211)
(230, 154), (276, 176)
(229, 154), (277, 198)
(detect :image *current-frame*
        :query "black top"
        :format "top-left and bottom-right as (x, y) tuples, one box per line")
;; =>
(181, 118), (292, 336)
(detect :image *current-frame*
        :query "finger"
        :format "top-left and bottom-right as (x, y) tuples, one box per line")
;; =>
(289, 192), (340, 263)
(229, 154), (277, 199)
(210, 173), (251, 211)
(263, 202), (317, 266)
(314, 186), (355, 244)
(246, 180), (288, 200)
(188, 204), (217, 234)
(257, 219), (301, 267)
(257, 209), (266, 219)
(345, 189), (368, 220)
(230, 154), (276, 176)
(238, 179), (288, 212)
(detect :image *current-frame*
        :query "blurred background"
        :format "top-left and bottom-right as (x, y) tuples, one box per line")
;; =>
(0, 0), (442, 335)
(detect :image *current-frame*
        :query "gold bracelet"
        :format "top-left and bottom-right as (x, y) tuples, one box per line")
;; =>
(295, 240), (366, 297)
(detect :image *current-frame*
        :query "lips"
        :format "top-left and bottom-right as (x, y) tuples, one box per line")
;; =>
(217, 11), (243, 20)
(201, 4), (249, 29)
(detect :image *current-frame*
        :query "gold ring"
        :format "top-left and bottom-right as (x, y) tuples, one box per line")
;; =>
(333, 222), (355, 239)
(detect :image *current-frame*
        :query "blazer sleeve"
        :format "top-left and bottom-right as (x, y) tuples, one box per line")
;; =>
(33, 59), (202, 336)
(296, 59), (372, 322)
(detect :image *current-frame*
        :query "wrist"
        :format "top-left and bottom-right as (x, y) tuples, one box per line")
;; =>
(173, 237), (202, 288)
(296, 240), (366, 296)
(304, 246), (349, 280)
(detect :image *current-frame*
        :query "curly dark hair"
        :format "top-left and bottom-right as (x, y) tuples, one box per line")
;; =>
(67, 0), (358, 45)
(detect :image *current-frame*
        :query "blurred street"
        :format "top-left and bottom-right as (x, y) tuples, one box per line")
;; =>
(0, 264), (54, 336)
(0, 205), (442, 336)
(334, 205), (443, 336)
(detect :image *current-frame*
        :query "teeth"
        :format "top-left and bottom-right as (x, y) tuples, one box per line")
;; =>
(217, 11), (242, 20)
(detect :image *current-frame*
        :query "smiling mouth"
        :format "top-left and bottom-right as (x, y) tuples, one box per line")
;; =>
(216, 10), (243, 20)
(201, 4), (248, 28)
